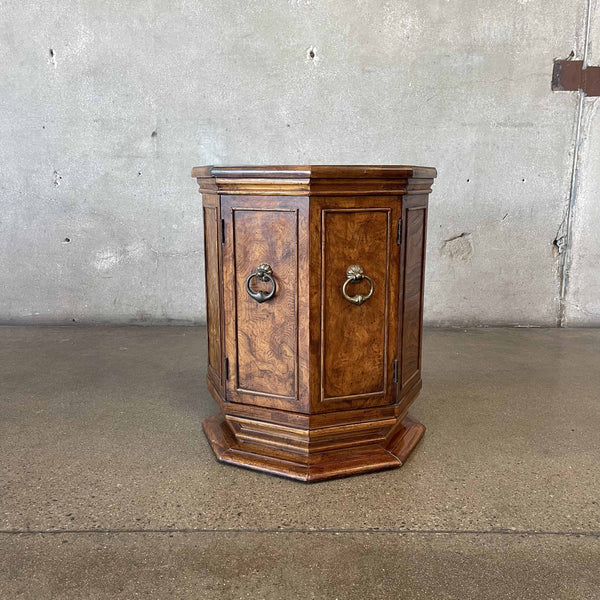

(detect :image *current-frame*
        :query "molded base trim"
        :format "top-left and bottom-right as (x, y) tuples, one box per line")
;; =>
(202, 411), (425, 482)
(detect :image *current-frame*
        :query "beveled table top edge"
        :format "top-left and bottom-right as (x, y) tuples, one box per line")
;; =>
(191, 165), (437, 180)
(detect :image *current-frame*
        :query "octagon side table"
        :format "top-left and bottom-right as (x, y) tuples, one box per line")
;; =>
(192, 165), (437, 482)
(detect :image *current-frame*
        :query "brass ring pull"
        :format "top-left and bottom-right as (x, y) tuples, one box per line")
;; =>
(342, 264), (374, 306)
(246, 263), (277, 304)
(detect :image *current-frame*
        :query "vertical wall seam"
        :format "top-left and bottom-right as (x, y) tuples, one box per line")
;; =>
(557, 0), (593, 327)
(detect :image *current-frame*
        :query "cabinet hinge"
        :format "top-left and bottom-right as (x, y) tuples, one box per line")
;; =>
(224, 357), (229, 380)
(393, 359), (399, 384)
(397, 218), (403, 245)
(221, 219), (225, 245)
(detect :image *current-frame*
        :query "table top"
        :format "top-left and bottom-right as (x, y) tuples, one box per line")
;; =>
(191, 165), (437, 180)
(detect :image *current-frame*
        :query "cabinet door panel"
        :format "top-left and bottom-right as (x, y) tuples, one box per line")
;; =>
(222, 196), (306, 411)
(320, 207), (393, 405)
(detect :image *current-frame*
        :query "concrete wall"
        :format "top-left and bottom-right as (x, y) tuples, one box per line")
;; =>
(0, 0), (597, 326)
(565, 2), (600, 326)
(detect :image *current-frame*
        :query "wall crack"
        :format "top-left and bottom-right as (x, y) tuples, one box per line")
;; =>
(556, 0), (594, 327)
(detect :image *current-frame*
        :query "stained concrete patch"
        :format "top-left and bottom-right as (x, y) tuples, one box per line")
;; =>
(440, 232), (474, 261)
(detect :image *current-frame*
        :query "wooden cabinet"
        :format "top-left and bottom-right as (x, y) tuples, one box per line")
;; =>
(192, 165), (436, 481)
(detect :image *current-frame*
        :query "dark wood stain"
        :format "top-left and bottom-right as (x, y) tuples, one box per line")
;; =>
(321, 207), (390, 401)
(202, 195), (224, 397)
(194, 166), (436, 481)
(232, 207), (297, 399)
(400, 203), (426, 388)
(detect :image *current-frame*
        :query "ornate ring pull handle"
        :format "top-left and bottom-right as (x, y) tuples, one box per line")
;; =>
(246, 263), (277, 304)
(342, 264), (374, 306)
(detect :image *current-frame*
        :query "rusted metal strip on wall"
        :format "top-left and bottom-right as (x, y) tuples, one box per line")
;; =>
(552, 59), (600, 96)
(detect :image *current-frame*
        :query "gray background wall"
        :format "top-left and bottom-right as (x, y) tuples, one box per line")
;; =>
(1, 0), (598, 327)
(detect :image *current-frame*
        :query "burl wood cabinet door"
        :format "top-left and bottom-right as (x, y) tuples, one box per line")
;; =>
(316, 197), (401, 411)
(221, 195), (310, 412)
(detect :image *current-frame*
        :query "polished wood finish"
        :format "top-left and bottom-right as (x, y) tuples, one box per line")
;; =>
(221, 195), (310, 412)
(314, 197), (401, 412)
(202, 195), (224, 398)
(193, 165), (436, 481)
(193, 165), (436, 197)
(202, 412), (425, 482)
(398, 195), (429, 407)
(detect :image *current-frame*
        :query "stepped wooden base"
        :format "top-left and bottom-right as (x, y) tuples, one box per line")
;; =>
(202, 411), (425, 482)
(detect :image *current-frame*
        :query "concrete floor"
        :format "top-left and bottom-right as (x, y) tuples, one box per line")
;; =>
(1, 327), (599, 599)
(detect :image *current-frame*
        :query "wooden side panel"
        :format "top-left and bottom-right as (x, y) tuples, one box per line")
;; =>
(202, 196), (224, 397)
(317, 200), (399, 410)
(398, 196), (428, 395)
(221, 195), (309, 412)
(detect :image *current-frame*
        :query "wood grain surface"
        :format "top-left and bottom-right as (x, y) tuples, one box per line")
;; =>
(321, 207), (390, 400)
(195, 166), (435, 481)
(194, 165), (437, 197)
(220, 195), (310, 412)
(234, 207), (297, 398)
(398, 195), (428, 403)
(202, 196), (223, 396)
(308, 196), (402, 412)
